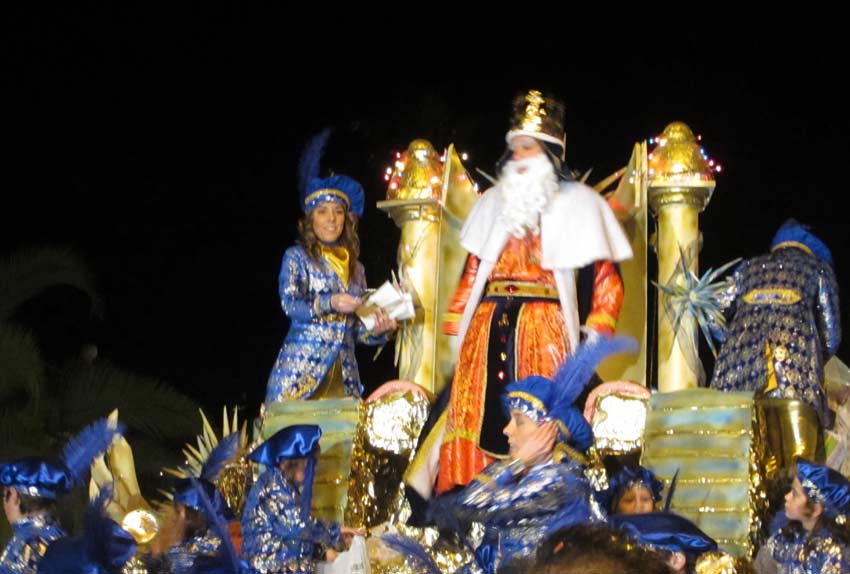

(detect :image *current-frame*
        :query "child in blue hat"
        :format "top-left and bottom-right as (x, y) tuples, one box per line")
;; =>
(240, 425), (364, 574)
(755, 458), (850, 574)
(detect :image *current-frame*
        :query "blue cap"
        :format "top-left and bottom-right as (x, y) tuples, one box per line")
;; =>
(0, 458), (71, 499)
(796, 458), (850, 521)
(0, 417), (124, 500)
(610, 512), (718, 558)
(248, 424), (322, 466)
(173, 478), (235, 522)
(770, 219), (833, 265)
(597, 465), (664, 514)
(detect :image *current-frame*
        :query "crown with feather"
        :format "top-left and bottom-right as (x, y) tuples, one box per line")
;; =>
(502, 336), (638, 465)
(0, 417), (125, 499)
(298, 128), (365, 217)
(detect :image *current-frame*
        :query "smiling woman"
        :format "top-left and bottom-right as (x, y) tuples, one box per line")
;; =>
(263, 130), (397, 406)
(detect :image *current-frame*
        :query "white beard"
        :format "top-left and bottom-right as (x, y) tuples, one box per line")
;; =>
(497, 154), (559, 239)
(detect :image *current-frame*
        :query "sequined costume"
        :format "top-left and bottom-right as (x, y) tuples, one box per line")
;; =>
(264, 244), (387, 404)
(155, 532), (221, 574)
(454, 457), (599, 574)
(434, 181), (629, 493)
(760, 524), (850, 574)
(0, 514), (65, 574)
(241, 468), (340, 574)
(710, 246), (841, 427)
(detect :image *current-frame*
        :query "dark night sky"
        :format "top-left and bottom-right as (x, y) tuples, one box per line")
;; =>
(5, 8), (848, 418)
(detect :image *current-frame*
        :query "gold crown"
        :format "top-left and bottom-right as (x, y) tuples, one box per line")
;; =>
(506, 89), (566, 159)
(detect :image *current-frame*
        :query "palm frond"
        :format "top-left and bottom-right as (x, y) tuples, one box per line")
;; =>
(55, 360), (201, 441)
(0, 324), (45, 412)
(0, 246), (104, 321)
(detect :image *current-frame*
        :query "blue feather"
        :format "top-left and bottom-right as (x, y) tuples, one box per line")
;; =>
(664, 468), (680, 512)
(84, 487), (137, 572)
(381, 533), (442, 574)
(39, 487), (136, 574)
(549, 336), (639, 415)
(60, 417), (126, 488)
(200, 432), (242, 481)
(297, 127), (333, 198)
(188, 477), (241, 574)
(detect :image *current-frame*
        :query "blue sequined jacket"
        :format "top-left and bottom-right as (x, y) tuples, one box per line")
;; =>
(762, 523), (850, 574)
(264, 245), (388, 404)
(710, 247), (841, 427)
(454, 458), (599, 574)
(0, 514), (65, 574)
(240, 468), (340, 574)
(157, 530), (221, 574)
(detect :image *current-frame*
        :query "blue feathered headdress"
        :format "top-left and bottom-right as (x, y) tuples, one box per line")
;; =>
(770, 219), (833, 265)
(0, 417), (125, 499)
(298, 128), (365, 217)
(502, 336), (638, 462)
(380, 533), (442, 574)
(38, 489), (137, 574)
(173, 478), (235, 523)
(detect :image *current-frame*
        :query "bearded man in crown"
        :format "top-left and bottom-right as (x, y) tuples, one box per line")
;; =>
(405, 90), (634, 501)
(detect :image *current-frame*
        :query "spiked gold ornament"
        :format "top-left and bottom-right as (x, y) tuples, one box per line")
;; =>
(161, 407), (249, 515)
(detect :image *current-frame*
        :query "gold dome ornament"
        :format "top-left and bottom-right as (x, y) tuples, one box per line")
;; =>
(385, 140), (444, 202)
(648, 122), (716, 210)
(505, 89), (566, 160)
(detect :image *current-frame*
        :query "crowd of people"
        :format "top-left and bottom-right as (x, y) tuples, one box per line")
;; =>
(2, 89), (847, 574)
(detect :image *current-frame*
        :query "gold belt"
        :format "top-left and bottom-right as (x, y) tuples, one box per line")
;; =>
(485, 281), (559, 299)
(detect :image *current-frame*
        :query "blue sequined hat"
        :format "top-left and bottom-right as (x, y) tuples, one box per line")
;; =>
(173, 478), (235, 522)
(611, 512), (718, 559)
(247, 424), (322, 466)
(597, 465), (664, 514)
(502, 336), (639, 463)
(298, 128), (365, 217)
(0, 418), (124, 500)
(796, 458), (850, 522)
(770, 219), (833, 265)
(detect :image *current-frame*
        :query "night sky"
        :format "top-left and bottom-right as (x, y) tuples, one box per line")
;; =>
(6, 9), (848, 420)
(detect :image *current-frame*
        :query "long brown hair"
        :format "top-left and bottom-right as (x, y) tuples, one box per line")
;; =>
(297, 210), (360, 276)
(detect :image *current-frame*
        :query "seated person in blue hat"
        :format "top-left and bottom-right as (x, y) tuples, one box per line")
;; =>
(755, 458), (850, 574)
(241, 424), (364, 574)
(0, 417), (124, 573)
(597, 462), (664, 516)
(609, 512), (718, 574)
(142, 479), (235, 574)
(446, 337), (637, 574)
(264, 129), (396, 406)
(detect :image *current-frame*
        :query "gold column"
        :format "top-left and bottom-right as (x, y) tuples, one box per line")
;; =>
(377, 141), (477, 393)
(648, 122), (715, 392)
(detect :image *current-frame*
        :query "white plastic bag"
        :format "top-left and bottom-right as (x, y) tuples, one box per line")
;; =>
(317, 535), (370, 574)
